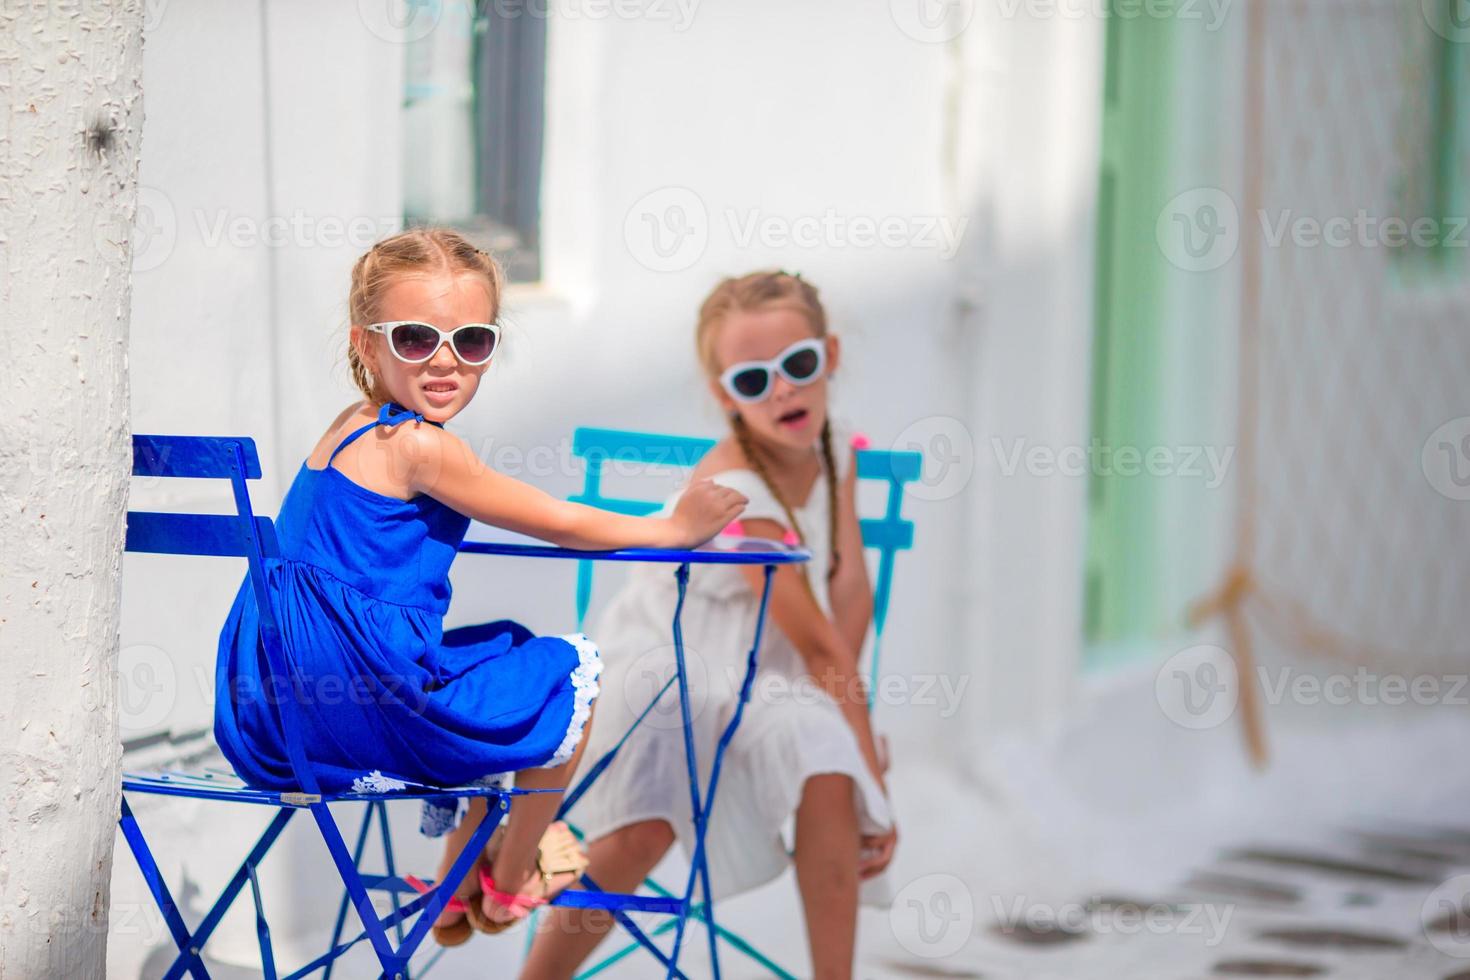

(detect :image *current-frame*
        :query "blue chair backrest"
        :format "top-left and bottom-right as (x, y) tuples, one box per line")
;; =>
(569, 426), (922, 696)
(124, 436), (318, 793)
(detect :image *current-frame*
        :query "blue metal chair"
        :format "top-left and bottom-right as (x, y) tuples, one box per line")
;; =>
(554, 426), (923, 978)
(119, 435), (511, 979)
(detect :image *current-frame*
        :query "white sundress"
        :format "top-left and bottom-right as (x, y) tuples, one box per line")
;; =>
(568, 425), (894, 905)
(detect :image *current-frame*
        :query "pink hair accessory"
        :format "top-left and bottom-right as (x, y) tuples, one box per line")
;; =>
(850, 431), (871, 450)
(720, 519), (746, 537)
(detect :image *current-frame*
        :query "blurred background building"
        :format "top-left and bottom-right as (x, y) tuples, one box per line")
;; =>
(111, 1), (1470, 976)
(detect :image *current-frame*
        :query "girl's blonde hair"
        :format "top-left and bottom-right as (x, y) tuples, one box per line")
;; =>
(346, 228), (505, 402)
(695, 271), (841, 580)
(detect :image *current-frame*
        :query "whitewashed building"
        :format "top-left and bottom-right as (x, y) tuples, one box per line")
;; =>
(108, 1), (1470, 976)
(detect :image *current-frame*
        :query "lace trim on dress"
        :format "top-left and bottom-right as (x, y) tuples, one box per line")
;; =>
(544, 633), (603, 767)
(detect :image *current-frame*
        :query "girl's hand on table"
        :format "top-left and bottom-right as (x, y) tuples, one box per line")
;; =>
(668, 478), (747, 548)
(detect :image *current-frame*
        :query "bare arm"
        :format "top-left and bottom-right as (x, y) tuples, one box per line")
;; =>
(827, 448), (874, 660)
(402, 425), (745, 551)
(735, 516), (886, 794)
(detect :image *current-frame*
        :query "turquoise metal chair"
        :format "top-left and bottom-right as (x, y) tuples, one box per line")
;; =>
(555, 425), (922, 978)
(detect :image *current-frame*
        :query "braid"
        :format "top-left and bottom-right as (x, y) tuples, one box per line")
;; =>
(731, 415), (805, 542)
(819, 419), (840, 581)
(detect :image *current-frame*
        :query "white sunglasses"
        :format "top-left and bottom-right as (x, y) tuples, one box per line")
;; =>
(365, 320), (502, 366)
(718, 338), (827, 403)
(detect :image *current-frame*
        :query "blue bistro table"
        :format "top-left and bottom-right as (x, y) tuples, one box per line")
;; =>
(453, 534), (810, 978)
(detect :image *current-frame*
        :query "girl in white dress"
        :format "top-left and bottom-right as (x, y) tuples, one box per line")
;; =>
(522, 271), (897, 980)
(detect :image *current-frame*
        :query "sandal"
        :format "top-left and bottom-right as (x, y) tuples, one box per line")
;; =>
(469, 821), (590, 934)
(407, 821), (506, 947)
(405, 873), (477, 947)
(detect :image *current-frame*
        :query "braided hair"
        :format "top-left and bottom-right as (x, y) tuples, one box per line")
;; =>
(696, 271), (841, 582)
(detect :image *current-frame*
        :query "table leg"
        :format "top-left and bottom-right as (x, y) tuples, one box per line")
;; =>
(670, 563), (778, 980)
(666, 563), (702, 978)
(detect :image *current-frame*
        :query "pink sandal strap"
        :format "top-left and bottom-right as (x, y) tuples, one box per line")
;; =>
(405, 874), (466, 914)
(478, 868), (547, 919)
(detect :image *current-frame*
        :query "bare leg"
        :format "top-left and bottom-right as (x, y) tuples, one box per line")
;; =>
(481, 702), (598, 923)
(794, 773), (860, 980)
(520, 819), (676, 980)
(430, 796), (497, 929)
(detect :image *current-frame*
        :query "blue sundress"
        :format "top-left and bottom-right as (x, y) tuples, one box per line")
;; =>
(215, 401), (601, 836)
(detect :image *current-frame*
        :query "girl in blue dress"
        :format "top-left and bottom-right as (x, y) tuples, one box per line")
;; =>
(215, 228), (746, 941)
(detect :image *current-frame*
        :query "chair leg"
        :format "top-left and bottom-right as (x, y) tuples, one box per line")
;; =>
(117, 795), (211, 980)
(374, 801), (408, 950)
(322, 802), (376, 980)
(245, 862), (277, 980)
(309, 797), (505, 977)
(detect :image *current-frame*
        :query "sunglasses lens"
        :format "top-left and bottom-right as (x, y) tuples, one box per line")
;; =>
(782, 346), (821, 381)
(730, 368), (771, 399)
(453, 325), (498, 363)
(390, 322), (440, 361)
